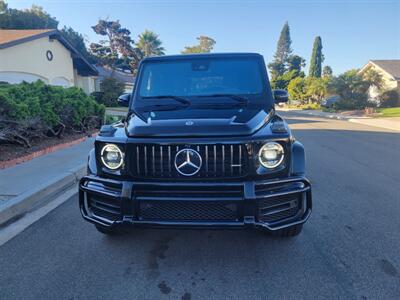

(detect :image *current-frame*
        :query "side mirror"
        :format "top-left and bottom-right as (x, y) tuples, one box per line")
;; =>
(273, 89), (289, 103)
(118, 93), (131, 107)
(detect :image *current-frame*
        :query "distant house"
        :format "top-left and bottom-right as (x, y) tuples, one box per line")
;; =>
(0, 29), (98, 94)
(359, 60), (400, 101)
(94, 65), (135, 93)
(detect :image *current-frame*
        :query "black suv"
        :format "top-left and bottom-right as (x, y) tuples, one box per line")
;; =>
(79, 53), (312, 237)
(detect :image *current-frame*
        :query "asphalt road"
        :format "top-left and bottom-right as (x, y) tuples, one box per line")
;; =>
(1, 111), (399, 299)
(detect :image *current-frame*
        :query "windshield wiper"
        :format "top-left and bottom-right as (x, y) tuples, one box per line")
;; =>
(138, 104), (189, 112)
(197, 94), (248, 106)
(142, 95), (191, 106)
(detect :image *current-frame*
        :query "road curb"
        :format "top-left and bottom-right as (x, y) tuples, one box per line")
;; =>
(279, 109), (400, 132)
(0, 164), (85, 227)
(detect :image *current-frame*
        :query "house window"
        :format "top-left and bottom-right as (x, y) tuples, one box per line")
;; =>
(95, 78), (102, 92)
(46, 50), (53, 61)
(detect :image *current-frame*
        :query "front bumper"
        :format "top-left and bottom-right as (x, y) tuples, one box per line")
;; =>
(79, 176), (312, 231)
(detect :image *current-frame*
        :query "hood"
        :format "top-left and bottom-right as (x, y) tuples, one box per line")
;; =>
(126, 106), (274, 137)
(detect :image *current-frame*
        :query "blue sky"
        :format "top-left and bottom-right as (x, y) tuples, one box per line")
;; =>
(6, 0), (400, 74)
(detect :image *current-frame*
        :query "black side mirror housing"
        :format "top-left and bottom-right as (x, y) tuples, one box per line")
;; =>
(118, 93), (131, 107)
(273, 89), (289, 103)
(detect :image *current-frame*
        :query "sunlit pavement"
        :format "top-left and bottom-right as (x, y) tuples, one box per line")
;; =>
(0, 111), (399, 299)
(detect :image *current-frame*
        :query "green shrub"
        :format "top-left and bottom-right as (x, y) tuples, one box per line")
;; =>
(322, 107), (336, 113)
(105, 115), (123, 125)
(0, 81), (105, 146)
(300, 103), (321, 110)
(379, 90), (399, 108)
(287, 76), (328, 105)
(92, 77), (125, 107)
(327, 70), (369, 110)
(288, 77), (307, 103)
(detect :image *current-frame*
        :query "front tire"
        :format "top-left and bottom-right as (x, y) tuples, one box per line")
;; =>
(271, 224), (303, 237)
(95, 224), (119, 235)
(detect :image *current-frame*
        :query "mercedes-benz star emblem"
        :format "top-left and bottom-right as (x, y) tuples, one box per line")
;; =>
(174, 149), (202, 176)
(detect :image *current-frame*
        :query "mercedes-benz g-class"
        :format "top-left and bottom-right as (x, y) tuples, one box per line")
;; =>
(79, 53), (312, 237)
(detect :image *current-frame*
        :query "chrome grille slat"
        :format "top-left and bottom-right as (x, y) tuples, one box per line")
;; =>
(160, 146), (163, 174)
(239, 145), (242, 174)
(152, 146), (155, 175)
(144, 146), (148, 175)
(213, 145), (217, 175)
(136, 146), (140, 174)
(205, 145), (208, 174)
(168, 146), (171, 175)
(222, 145), (225, 174)
(230, 145), (233, 175)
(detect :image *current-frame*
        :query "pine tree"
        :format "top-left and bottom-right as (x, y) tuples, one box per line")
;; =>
(287, 55), (306, 74)
(274, 22), (293, 64)
(268, 22), (293, 79)
(309, 36), (324, 77)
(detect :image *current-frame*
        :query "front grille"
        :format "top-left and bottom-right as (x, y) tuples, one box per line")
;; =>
(127, 144), (248, 178)
(134, 184), (243, 222)
(257, 195), (301, 223)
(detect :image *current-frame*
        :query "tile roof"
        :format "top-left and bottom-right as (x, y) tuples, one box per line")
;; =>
(0, 29), (54, 46)
(371, 60), (400, 80)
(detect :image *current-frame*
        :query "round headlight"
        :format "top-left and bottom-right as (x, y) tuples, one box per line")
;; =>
(258, 142), (284, 169)
(100, 144), (124, 170)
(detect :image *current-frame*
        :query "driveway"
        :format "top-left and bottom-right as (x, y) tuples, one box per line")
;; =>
(0, 111), (399, 299)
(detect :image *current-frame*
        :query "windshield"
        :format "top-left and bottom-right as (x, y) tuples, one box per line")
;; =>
(138, 57), (265, 98)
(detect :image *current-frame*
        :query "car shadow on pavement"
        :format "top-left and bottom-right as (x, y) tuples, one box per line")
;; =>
(101, 226), (300, 271)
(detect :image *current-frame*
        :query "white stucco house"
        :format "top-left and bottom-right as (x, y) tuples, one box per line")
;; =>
(0, 29), (98, 94)
(359, 60), (400, 102)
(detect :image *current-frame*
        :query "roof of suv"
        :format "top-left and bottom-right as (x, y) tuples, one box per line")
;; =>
(142, 52), (263, 62)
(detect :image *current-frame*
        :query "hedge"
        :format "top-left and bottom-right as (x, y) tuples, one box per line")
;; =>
(0, 81), (105, 147)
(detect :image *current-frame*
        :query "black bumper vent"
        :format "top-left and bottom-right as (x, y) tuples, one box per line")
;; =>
(257, 195), (301, 223)
(134, 184), (243, 222)
(127, 144), (248, 179)
(139, 201), (239, 221)
(88, 195), (121, 222)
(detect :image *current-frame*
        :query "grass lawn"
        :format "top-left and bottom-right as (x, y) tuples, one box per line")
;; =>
(376, 107), (400, 117)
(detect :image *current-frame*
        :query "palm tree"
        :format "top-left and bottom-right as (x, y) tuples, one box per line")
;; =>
(361, 68), (384, 90)
(136, 30), (165, 57)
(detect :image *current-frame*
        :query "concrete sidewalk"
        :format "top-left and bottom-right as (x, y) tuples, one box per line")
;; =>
(278, 109), (400, 132)
(286, 109), (366, 120)
(0, 138), (94, 225)
(348, 117), (400, 131)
